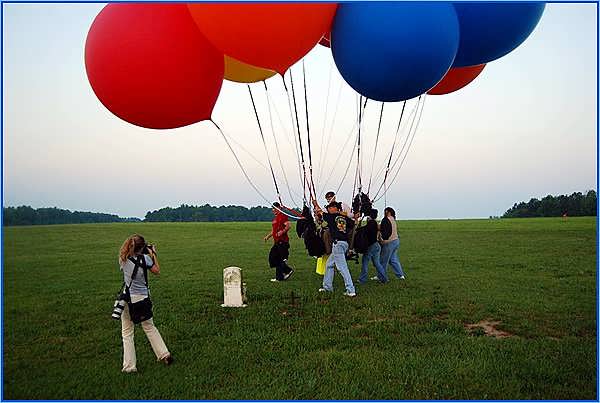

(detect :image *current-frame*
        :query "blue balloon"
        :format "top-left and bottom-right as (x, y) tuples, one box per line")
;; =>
(331, 3), (459, 102)
(453, 3), (545, 67)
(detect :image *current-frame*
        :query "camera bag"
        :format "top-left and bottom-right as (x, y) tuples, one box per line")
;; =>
(125, 255), (153, 324)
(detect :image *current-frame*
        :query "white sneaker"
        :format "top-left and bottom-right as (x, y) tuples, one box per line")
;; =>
(343, 291), (357, 297)
(270, 278), (280, 282)
(318, 288), (330, 292)
(399, 275), (405, 280)
(370, 276), (380, 281)
(283, 269), (294, 280)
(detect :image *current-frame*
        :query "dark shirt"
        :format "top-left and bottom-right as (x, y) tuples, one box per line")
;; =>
(322, 213), (355, 242)
(365, 218), (378, 246)
(380, 216), (392, 240)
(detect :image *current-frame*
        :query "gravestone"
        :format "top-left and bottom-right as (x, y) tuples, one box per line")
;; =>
(222, 266), (247, 307)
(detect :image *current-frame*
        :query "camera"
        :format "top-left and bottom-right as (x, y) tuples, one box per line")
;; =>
(111, 293), (127, 320)
(142, 243), (156, 255)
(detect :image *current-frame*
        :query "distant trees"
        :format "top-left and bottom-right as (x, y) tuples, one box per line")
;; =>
(2, 204), (286, 226)
(502, 190), (597, 218)
(144, 204), (275, 222)
(3, 206), (141, 226)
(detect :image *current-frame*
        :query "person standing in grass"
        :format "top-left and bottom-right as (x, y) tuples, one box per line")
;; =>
(379, 207), (406, 280)
(264, 202), (294, 282)
(358, 208), (388, 284)
(312, 200), (356, 297)
(118, 234), (173, 373)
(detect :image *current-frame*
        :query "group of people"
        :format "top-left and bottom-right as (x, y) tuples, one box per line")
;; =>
(113, 192), (404, 373)
(265, 191), (406, 298)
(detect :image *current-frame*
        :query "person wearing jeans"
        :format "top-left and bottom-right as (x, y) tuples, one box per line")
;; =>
(323, 240), (356, 295)
(358, 209), (387, 284)
(379, 207), (406, 279)
(312, 200), (356, 297)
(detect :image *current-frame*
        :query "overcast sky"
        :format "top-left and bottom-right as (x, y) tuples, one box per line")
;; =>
(3, 3), (597, 219)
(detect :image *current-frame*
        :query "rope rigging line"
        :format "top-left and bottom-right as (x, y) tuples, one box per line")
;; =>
(353, 95), (368, 200)
(263, 81), (301, 207)
(211, 120), (305, 220)
(336, 133), (359, 196)
(318, 117), (361, 197)
(302, 60), (318, 202)
(372, 98), (417, 201)
(248, 84), (282, 204)
(288, 68), (309, 204)
(316, 61), (333, 189)
(374, 95), (427, 203)
(366, 102), (385, 194)
(317, 79), (344, 188)
(371, 99), (414, 200)
(281, 74), (305, 201)
(210, 120), (272, 205)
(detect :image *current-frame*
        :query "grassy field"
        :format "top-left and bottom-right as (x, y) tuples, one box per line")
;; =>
(3, 217), (597, 399)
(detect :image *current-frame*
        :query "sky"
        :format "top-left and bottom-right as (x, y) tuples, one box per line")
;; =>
(2, 2), (597, 219)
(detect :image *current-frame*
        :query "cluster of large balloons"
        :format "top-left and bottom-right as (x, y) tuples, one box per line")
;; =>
(84, 3), (544, 130)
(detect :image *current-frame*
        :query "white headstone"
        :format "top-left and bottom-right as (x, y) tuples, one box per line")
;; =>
(221, 266), (247, 307)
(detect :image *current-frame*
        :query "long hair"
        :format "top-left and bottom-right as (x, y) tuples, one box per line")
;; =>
(119, 234), (145, 265)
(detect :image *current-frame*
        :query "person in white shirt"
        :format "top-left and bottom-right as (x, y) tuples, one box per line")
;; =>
(379, 207), (406, 279)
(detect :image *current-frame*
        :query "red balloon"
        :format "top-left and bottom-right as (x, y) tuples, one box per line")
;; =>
(319, 31), (331, 48)
(85, 4), (224, 129)
(188, 3), (338, 75)
(427, 64), (486, 95)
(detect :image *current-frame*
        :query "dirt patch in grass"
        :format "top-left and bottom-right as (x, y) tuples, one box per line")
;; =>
(465, 319), (515, 338)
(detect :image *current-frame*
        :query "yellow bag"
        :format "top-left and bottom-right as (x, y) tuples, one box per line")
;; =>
(316, 254), (329, 276)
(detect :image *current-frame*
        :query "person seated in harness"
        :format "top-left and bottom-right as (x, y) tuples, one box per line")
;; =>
(325, 191), (352, 217)
(312, 199), (357, 297)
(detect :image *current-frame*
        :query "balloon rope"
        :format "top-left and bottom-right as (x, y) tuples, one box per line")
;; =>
(210, 120), (272, 205)
(248, 85), (282, 204)
(373, 95), (427, 203)
(367, 102), (385, 194)
(288, 69), (308, 205)
(371, 100), (410, 201)
(263, 81), (300, 207)
(317, 80), (344, 195)
(302, 60), (318, 202)
(371, 98), (421, 190)
(320, 118), (359, 196)
(316, 61), (333, 189)
(281, 75), (305, 200)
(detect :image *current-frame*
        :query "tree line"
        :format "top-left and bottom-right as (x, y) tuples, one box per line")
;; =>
(502, 190), (597, 218)
(3, 206), (141, 226)
(144, 204), (274, 222)
(3, 204), (276, 226)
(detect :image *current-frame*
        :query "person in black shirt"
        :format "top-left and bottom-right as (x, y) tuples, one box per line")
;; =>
(358, 209), (387, 284)
(312, 200), (357, 297)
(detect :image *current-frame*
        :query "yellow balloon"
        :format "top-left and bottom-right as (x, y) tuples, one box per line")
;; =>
(224, 55), (276, 83)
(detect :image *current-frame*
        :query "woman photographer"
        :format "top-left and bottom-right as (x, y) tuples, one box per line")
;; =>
(118, 234), (172, 373)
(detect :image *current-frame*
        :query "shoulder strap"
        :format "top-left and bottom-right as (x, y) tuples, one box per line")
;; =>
(126, 256), (149, 289)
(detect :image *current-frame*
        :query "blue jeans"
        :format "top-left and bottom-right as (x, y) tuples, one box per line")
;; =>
(380, 238), (405, 278)
(323, 241), (356, 294)
(359, 242), (387, 283)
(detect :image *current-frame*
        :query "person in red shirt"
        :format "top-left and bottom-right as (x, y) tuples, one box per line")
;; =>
(263, 202), (294, 282)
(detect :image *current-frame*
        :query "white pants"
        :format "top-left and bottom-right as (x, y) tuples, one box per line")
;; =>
(121, 294), (170, 372)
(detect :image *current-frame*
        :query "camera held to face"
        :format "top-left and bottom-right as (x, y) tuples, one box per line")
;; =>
(142, 243), (156, 255)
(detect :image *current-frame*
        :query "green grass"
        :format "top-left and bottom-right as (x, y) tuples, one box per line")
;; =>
(3, 217), (597, 399)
